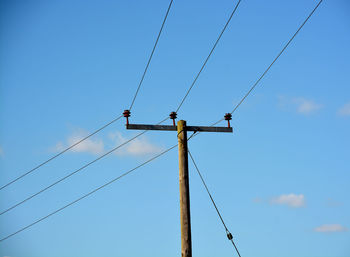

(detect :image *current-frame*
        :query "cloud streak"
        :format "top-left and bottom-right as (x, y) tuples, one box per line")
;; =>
(110, 132), (163, 157)
(270, 193), (305, 208)
(53, 130), (104, 155)
(338, 102), (350, 116)
(52, 129), (164, 158)
(278, 96), (322, 115)
(293, 98), (322, 115)
(314, 224), (348, 233)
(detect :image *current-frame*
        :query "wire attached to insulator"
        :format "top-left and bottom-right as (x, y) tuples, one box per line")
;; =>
(123, 110), (131, 125)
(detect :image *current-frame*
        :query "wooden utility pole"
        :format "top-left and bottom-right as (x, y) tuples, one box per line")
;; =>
(177, 120), (191, 257)
(125, 113), (232, 257)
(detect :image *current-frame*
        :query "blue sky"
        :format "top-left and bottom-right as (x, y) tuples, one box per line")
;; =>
(0, 0), (349, 256)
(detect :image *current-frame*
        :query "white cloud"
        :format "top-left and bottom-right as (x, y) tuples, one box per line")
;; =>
(278, 96), (322, 115)
(270, 193), (305, 208)
(53, 130), (104, 155)
(52, 129), (163, 157)
(293, 97), (322, 115)
(314, 224), (348, 233)
(338, 102), (350, 116)
(110, 132), (163, 157)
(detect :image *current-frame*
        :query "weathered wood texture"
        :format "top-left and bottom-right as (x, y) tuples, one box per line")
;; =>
(127, 124), (232, 133)
(177, 120), (192, 257)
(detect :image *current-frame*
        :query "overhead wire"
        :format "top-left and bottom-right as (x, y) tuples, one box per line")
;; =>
(0, 0), (174, 191)
(4, 0), (239, 214)
(188, 0), (322, 139)
(214, 0), (323, 126)
(0, 0), (323, 245)
(183, 3), (323, 255)
(0, 124), (203, 242)
(0, 143), (178, 243)
(129, 0), (174, 110)
(175, 0), (242, 113)
(0, 115), (122, 191)
(0, 117), (169, 216)
(188, 150), (241, 257)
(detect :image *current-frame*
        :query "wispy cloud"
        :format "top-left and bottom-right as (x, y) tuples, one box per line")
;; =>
(326, 198), (342, 207)
(52, 129), (163, 157)
(53, 130), (104, 155)
(278, 96), (322, 115)
(293, 98), (322, 114)
(0, 146), (3, 157)
(252, 197), (263, 203)
(338, 102), (350, 116)
(110, 132), (163, 157)
(270, 193), (305, 208)
(314, 224), (348, 233)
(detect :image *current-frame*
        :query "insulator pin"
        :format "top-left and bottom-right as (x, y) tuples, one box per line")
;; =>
(123, 110), (131, 125)
(169, 111), (177, 126)
(224, 113), (232, 128)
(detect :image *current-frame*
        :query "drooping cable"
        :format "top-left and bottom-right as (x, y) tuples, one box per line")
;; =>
(129, 0), (174, 110)
(188, 150), (241, 257)
(175, 0), (242, 113)
(0, 115), (123, 191)
(0, 144), (178, 243)
(0, 0), (175, 191)
(0, 121), (203, 242)
(0, 0), (323, 244)
(214, 0), (323, 126)
(0, 117), (169, 216)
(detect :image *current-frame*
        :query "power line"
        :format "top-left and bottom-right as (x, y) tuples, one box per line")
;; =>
(129, 0), (174, 110)
(0, 117), (169, 216)
(0, 0), (175, 191)
(183, 4), (323, 254)
(188, 150), (241, 257)
(0, 144), (178, 243)
(0, 0), (323, 245)
(0, 115), (123, 191)
(0, 122), (200, 242)
(214, 0), (323, 126)
(175, 0), (242, 113)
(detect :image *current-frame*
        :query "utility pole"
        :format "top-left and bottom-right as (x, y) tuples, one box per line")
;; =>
(177, 120), (191, 257)
(124, 111), (233, 257)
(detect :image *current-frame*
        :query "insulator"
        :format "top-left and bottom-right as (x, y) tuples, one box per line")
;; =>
(169, 111), (177, 120)
(224, 113), (232, 121)
(170, 111), (177, 126)
(123, 110), (131, 118)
